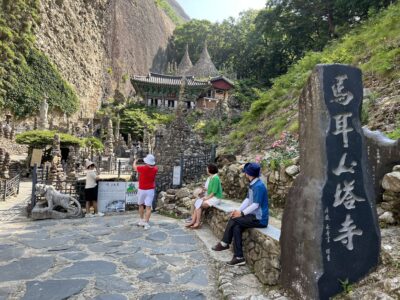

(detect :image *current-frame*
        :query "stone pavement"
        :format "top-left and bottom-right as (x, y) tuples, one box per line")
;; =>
(0, 180), (284, 300)
(0, 212), (219, 300)
(0, 180), (32, 223)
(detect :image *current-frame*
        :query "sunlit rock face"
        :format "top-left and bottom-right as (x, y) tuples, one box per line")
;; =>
(36, 0), (177, 117)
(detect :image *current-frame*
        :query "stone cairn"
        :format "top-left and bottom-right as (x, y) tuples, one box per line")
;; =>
(49, 134), (65, 186)
(379, 165), (400, 225)
(66, 146), (78, 181)
(2, 123), (12, 139)
(127, 133), (132, 148)
(38, 98), (49, 130)
(104, 119), (114, 157)
(115, 134), (128, 157)
(0, 148), (10, 179)
(153, 114), (208, 175)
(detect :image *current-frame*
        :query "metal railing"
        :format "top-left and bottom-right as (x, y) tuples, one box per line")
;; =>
(0, 173), (21, 201)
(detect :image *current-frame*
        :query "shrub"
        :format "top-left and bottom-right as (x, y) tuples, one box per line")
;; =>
(16, 130), (83, 148)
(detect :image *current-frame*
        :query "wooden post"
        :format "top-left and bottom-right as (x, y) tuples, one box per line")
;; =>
(31, 164), (38, 208)
(2, 180), (5, 201)
(118, 160), (121, 179)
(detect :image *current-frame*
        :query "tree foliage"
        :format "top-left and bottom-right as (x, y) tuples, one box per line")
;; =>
(16, 130), (83, 148)
(228, 1), (400, 152)
(117, 105), (174, 141)
(169, 0), (394, 84)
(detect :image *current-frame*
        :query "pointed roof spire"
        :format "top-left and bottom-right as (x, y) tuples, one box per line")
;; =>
(189, 40), (219, 78)
(177, 44), (193, 75)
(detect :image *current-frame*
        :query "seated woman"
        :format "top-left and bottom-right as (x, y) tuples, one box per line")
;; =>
(186, 163), (223, 229)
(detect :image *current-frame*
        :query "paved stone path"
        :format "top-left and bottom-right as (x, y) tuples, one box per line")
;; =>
(0, 212), (218, 300)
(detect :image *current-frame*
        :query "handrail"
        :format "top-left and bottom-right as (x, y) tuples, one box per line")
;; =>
(1, 173), (21, 201)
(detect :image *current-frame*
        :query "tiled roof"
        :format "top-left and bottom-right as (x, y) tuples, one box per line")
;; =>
(210, 75), (235, 87)
(132, 73), (210, 88)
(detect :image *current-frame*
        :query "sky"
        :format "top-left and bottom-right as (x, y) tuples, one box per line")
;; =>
(176, 0), (267, 23)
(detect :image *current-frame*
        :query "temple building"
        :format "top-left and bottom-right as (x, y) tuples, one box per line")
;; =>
(131, 43), (234, 110)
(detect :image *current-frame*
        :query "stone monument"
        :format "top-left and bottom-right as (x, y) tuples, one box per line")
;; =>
(38, 98), (49, 130)
(280, 64), (380, 300)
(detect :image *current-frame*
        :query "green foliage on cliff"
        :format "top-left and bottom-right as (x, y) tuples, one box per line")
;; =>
(228, 2), (400, 152)
(155, 0), (184, 25)
(121, 105), (174, 140)
(16, 130), (83, 148)
(0, 0), (79, 117)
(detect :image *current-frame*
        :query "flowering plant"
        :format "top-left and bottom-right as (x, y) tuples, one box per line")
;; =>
(261, 131), (299, 171)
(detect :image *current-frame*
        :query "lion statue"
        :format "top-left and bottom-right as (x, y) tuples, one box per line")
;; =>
(31, 184), (82, 220)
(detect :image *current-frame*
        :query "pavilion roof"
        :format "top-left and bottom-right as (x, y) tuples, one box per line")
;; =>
(210, 75), (235, 87)
(131, 73), (210, 88)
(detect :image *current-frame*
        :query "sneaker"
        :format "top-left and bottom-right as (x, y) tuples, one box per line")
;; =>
(97, 212), (105, 217)
(227, 257), (246, 266)
(136, 220), (145, 227)
(143, 223), (151, 230)
(211, 242), (229, 251)
(85, 213), (94, 218)
(185, 217), (193, 223)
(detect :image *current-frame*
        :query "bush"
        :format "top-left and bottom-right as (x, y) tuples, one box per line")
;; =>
(16, 130), (83, 148)
(83, 137), (104, 150)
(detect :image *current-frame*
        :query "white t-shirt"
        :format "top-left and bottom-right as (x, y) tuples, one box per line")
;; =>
(85, 170), (97, 189)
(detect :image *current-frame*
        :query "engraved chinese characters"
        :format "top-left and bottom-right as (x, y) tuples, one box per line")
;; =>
(280, 65), (380, 300)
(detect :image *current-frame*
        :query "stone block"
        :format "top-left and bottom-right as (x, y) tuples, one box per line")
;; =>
(382, 171), (400, 193)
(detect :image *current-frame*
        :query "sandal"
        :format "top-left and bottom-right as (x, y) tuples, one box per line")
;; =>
(190, 223), (202, 229)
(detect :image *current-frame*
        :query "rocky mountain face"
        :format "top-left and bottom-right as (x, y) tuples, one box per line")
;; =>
(35, 0), (178, 118)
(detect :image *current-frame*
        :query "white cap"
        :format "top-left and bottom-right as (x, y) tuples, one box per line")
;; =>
(143, 154), (156, 166)
(85, 160), (95, 168)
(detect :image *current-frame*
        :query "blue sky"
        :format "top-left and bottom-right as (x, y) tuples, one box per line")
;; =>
(176, 0), (267, 22)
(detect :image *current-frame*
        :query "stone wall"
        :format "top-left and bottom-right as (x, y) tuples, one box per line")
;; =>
(156, 187), (282, 286)
(218, 161), (298, 208)
(378, 165), (400, 225)
(203, 203), (281, 286)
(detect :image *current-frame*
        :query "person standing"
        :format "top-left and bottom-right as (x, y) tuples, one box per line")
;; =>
(84, 160), (103, 217)
(211, 162), (268, 266)
(133, 154), (158, 230)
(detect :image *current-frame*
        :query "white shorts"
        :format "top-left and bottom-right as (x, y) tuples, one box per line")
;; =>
(195, 197), (220, 209)
(137, 189), (155, 207)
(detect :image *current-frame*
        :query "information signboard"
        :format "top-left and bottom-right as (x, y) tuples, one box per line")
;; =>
(97, 181), (126, 213)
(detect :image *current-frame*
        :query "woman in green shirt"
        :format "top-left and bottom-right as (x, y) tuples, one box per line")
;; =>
(186, 163), (223, 229)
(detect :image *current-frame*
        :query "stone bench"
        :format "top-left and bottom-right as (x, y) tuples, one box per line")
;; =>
(204, 199), (281, 285)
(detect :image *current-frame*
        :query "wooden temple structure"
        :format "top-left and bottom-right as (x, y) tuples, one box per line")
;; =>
(131, 43), (234, 110)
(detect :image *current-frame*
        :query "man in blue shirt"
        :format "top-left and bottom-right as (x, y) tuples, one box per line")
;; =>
(212, 162), (269, 266)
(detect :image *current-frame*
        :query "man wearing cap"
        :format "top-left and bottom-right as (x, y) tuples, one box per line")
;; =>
(133, 154), (158, 230)
(212, 162), (269, 266)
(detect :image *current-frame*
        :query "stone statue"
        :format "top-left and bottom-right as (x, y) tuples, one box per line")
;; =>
(38, 98), (49, 129)
(31, 184), (82, 220)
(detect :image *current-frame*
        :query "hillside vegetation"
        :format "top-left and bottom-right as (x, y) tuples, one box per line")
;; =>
(155, 0), (186, 25)
(226, 2), (400, 153)
(0, 0), (79, 117)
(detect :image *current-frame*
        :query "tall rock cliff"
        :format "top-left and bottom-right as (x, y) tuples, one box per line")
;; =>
(35, 0), (178, 118)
